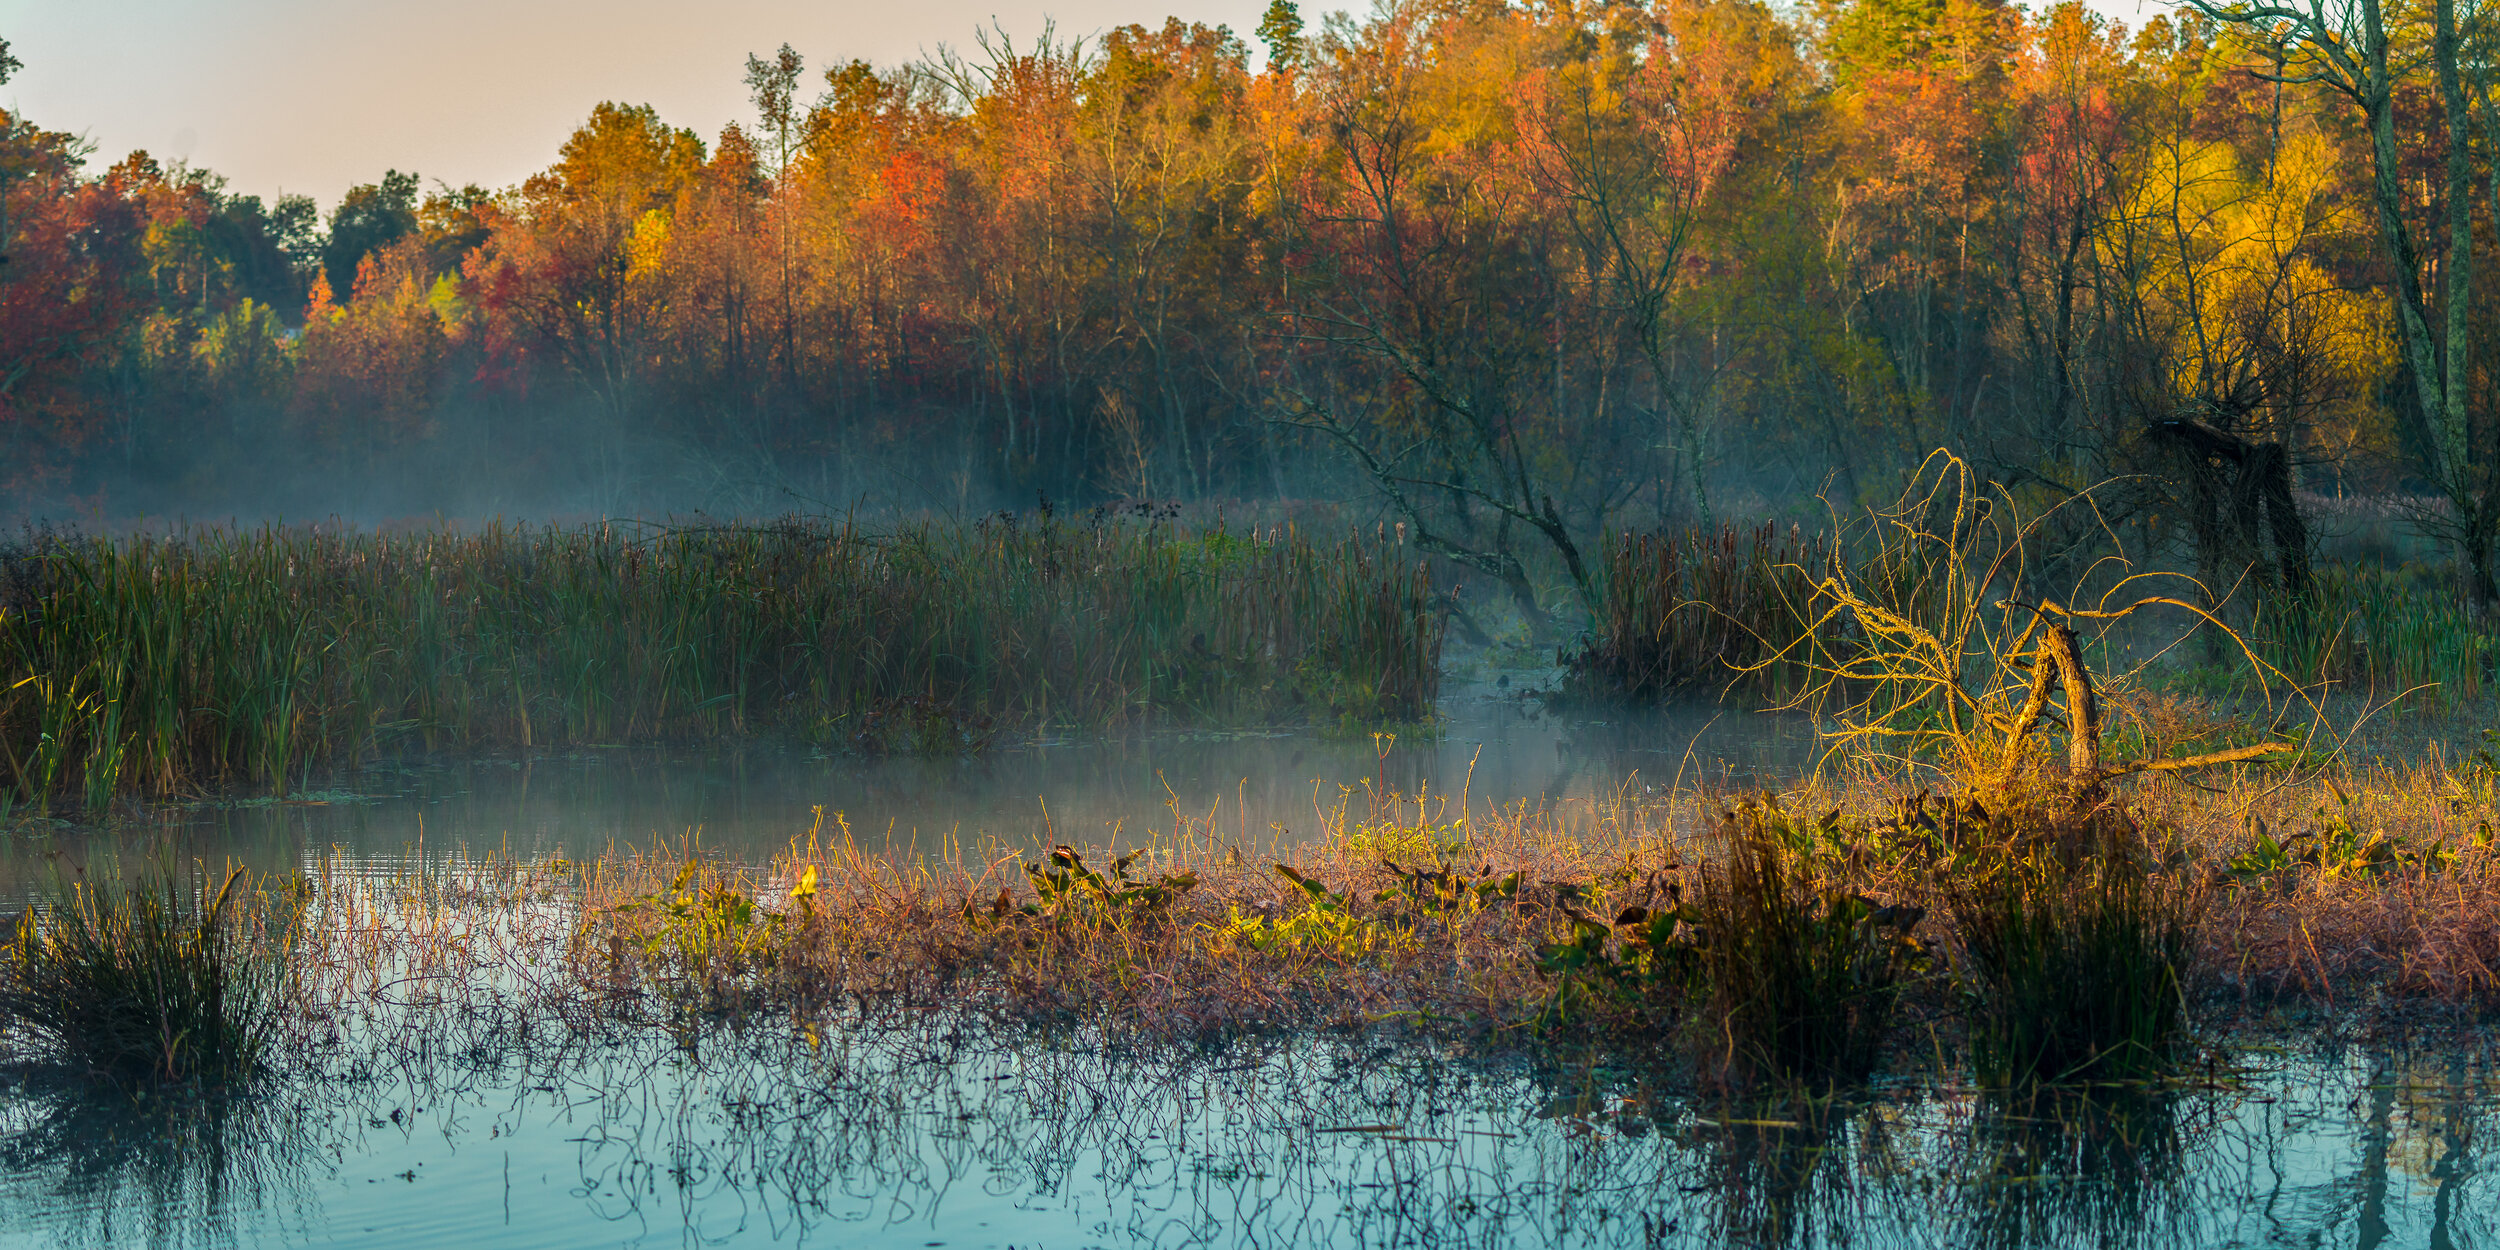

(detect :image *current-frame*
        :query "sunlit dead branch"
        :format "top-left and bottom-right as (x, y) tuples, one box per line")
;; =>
(1737, 450), (2314, 807)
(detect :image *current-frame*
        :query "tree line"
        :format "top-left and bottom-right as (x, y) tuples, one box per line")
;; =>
(1, 1), (2494, 614)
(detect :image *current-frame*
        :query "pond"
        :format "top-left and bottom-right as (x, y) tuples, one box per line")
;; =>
(1, 679), (1819, 897)
(1, 1025), (2491, 1248)
(3, 685), (2494, 1248)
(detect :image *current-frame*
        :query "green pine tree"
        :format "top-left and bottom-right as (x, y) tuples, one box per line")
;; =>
(1257, 0), (1305, 74)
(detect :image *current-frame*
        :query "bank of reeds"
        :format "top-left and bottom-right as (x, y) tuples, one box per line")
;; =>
(0, 516), (1439, 810)
(1566, 523), (1823, 703)
(1570, 503), (2494, 722)
(0, 867), (291, 1084)
(2247, 561), (2492, 704)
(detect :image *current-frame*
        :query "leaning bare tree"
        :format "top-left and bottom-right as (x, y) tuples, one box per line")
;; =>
(1269, 8), (1599, 628)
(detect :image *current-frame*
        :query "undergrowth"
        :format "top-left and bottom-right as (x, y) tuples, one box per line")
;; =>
(566, 757), (2500, 1090)
(8, 754), (2496, 1101)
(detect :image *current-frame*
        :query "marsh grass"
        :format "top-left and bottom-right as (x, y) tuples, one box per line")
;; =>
(1952, 852), (2194, 1086)
(565, 756), (2500, 1073)
(0, 868), (290, 1085)
(2249, 561), (2492, 705)
(0, 515), (1439, 810)
(1567, 523), (1825, 703)
(11, 752), (2492, 1105)
(578, 791), (1651, 1039)
(1684, 811), (1916, 1089)
(2193, 765), (2500, 1008)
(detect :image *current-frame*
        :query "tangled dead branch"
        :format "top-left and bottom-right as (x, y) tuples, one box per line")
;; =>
(1743, 451), (2308, 809)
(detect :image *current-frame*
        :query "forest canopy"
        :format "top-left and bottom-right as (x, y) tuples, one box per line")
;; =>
(1, 0), (2493, 606)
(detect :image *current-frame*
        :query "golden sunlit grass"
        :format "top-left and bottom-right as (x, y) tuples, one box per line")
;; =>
(569, 756), (2500, 1074)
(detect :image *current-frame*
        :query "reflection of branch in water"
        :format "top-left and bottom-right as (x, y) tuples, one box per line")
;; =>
(6, 1023), (2500, 1248)
(6, 846), (2500, 1250)
(1671, 1097), (1921, 1250)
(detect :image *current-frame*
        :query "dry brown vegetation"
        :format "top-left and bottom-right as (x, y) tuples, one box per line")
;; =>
(569, 754), (2500, 1076)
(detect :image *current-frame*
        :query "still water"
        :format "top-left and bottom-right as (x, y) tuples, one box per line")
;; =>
(1, 1025), (2492, 1248)
(4, 682), (1817, 893)
(4, 688), (2496, 1247)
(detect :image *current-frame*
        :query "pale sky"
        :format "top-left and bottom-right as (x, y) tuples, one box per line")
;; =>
(0, 0), (1272, 209)
(5, 0), (2164, 213)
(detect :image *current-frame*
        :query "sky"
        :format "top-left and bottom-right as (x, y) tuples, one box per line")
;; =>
(5, 0), (2166, 213)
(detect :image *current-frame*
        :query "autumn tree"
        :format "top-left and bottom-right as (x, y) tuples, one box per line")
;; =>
(2184, 0), (2500, 600)
(293, 239), (452, 467)
(469, 103), (704, 424)
(323, 171), (421, 301)
(1267, 5), (1583, 620)
(1513, 0), (1792, 525)
(0, 111), (144, 488)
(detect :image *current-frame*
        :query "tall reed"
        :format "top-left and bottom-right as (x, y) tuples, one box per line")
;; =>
(0, 516), (1440, 808)
(1567, 522), (1822, 703)
(2253, 562), (2491, 704)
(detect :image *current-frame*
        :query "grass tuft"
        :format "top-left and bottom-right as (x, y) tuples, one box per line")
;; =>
(1952, 849), (2195, 1086)
(1686, 806), (1917, 1089)
(1566, 522), (1822, 703)
(0, 867), (290, 1085)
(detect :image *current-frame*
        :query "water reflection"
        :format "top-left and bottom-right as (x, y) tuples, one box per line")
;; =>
(2, 1033), (2494, 1248)
(0, 1071), (326, 1248)
(1952, 1085), (2195, 1250)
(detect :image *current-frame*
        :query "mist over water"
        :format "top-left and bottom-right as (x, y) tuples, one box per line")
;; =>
(0, 680), (1816, 902)
(9, 0), (2500, 1239)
